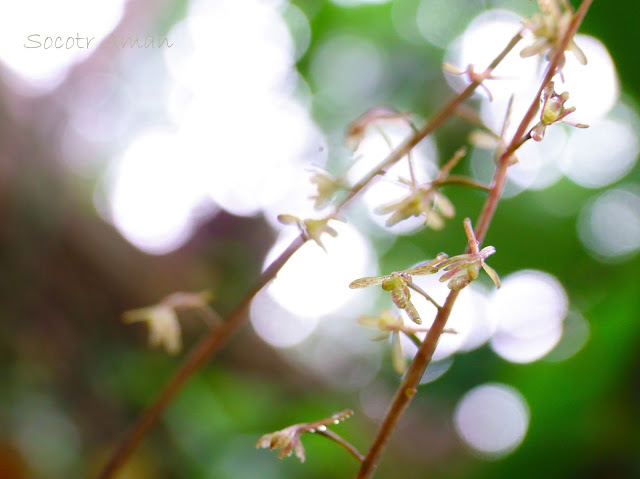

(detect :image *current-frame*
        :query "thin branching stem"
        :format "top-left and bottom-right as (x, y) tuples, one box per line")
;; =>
(403, 331), (423, 349)
(333, 30), (523, 216)
(437, 176), (491, 192)
(355, 2), (593, 477)
(407, 282), (442, 311)
(317, 429), (365, 463)
(100, 29), (526, 479)
(99, 235), (305, 479)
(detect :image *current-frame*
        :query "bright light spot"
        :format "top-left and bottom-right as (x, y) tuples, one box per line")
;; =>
(177, 96), (322, 217)
(489, 270), (568, 363)
(309, 35), (383, 106)
(453, 16), (622, 197)
(108, 0), (322, 252)
(288, 317), (382, 390)
(512, 126), (567, 190)
(544, 312), (590, 362)
(66, 72), (133, 144)
(561, 116), (639, 189)
(346, 119), (439, 235)
(578, 187), (640, 262)
(108, 130), (210, 255)
(159, 0), (323, 219)
(0, 0), (125, 94)
(444, 10), (539, 103)
(555, 35), (618, 125)
(417, 0), (483, 49)
(164, 1), (293, 94)
(256, 223), (380, 387)
(264, 222), (375, 317)
(250, 289), (319, 348)
(454, 383), (529, 458)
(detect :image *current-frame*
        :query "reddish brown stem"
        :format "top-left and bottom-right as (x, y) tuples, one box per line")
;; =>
(99, 235), (304, 479)
(356, 2), (593, 477)
(99, 28), (525, 479)
(317, 429), (365, 463)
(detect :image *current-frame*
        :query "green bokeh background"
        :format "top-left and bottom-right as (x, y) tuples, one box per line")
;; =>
(1, 1), (638, 478)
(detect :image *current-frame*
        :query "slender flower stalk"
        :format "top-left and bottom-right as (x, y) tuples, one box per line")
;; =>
(356, 2), (593, 477)
(99, 29), (525, 479)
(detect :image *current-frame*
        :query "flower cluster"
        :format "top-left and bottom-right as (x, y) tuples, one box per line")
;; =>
(277, 214), (340, 252)
(344, 106), (413, 151)
(349, 254), (448, 324)
(436, 246), (501, 291)
(375, 187), (455, 230)
(442, 63), (499, 101)
(256, 410), (354, 463)
(350, 219), (500, 327)
(122, 291), (213, 355)
(520, 0), (587, 66)
(309, 168), (349, 210)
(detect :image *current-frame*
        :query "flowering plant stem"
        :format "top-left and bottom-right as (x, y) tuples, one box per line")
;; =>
(355, 2), (593, 477)
(100, 29), (527, 479)
(318, 429), (365, 463)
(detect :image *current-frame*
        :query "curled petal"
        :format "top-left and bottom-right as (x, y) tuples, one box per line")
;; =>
(479, 246), (496, 259)
(439, 266), (468, 284)
(435, 253), (474, 269)
(403, 300), (422, 325)
(481, 262), (501, 289)
(293, 442), (306, 463)
(570, 40), (588, 65)
(448, 275), (471, 291)
(519, 38), (550, 58)
(423, 209), (445, 230)
(442, 257), (480, 271)
(433, 192), (455, 219)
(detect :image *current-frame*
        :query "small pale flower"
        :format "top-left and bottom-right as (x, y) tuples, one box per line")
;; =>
(349, 254), (447, 324)
(123, 305), (181, 355)
(359, 310), (457, 375)
(345, 106), (413, 151)
(358, 310), (458, 340)
(122, 290), (214, 355)
(443, 63), (499, 101)
(375, 187), (455, 230)
(520, 0), (587, 67)
(256, 425), (306, 462)
(277, 214), (340, 252)
(433, 218), (501, 291)
(531, 81), (588, 141)
(256, 410), (354, 463)
(436, 246), (501, 291)
(309, 168), (348, 210)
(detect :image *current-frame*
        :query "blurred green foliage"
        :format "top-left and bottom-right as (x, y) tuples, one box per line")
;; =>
(1, 1), (638, 478)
